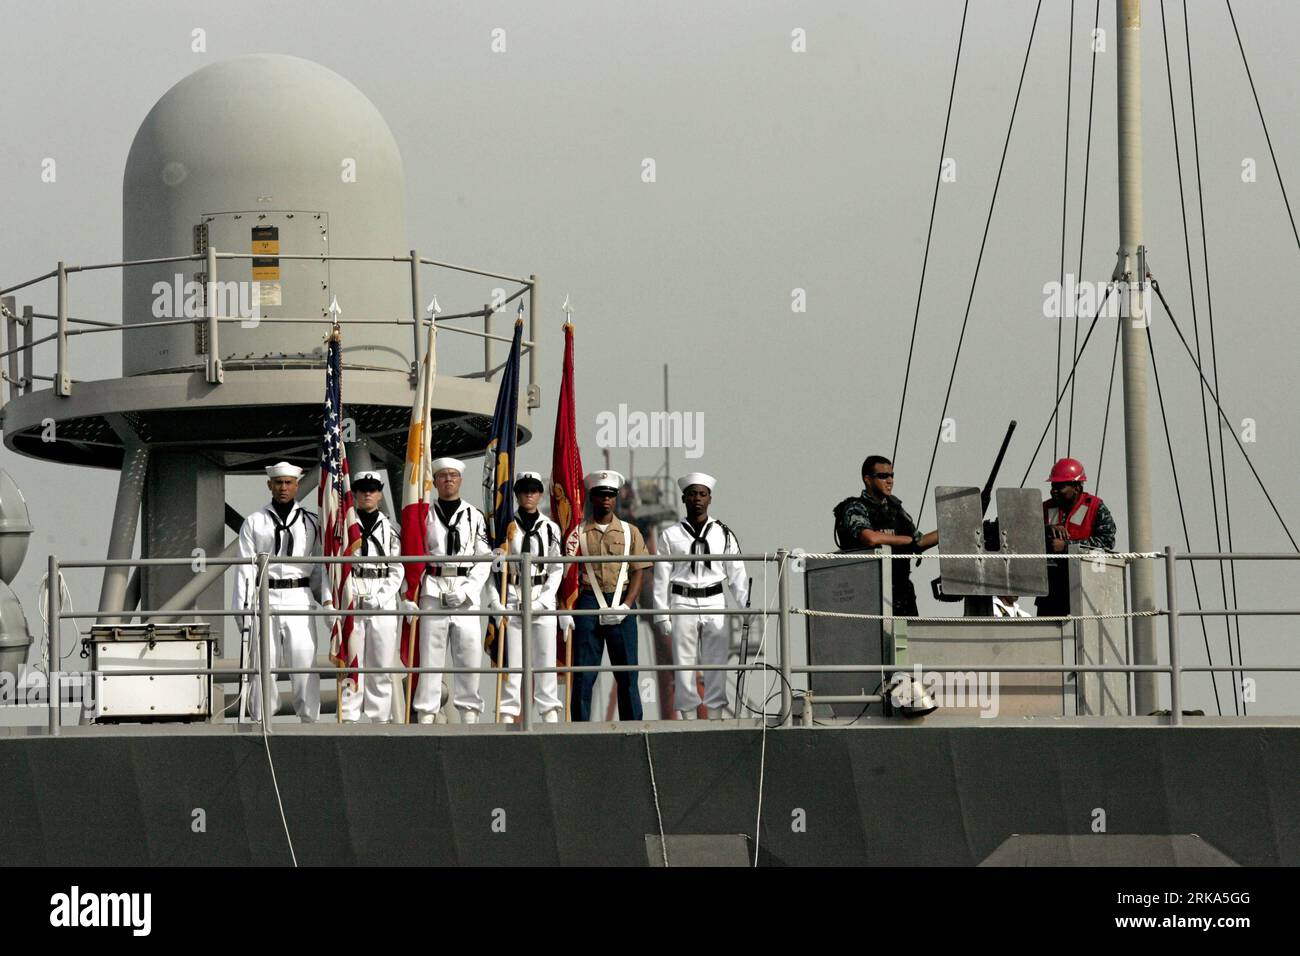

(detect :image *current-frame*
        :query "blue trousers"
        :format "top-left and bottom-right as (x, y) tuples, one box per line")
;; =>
(571, 589), (643, 721)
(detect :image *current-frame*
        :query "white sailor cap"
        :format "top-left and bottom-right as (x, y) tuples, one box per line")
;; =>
(584, 470), (624, 492)
(266, 462), (305, 479)
(431, 457), (466, 475)
(353, 470), (384, 489)
(513, 470), (545, 493)
(677, 472), (716, 492)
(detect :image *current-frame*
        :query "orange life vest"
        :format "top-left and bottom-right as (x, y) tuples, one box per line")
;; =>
(1043, 491), (1102, 541)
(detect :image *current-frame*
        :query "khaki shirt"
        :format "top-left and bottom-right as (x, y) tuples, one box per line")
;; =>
(571, 517), (651, 593)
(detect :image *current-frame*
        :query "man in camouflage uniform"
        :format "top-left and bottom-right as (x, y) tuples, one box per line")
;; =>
(837, 455), (938, 617)
(1035, 457), (1117, 616)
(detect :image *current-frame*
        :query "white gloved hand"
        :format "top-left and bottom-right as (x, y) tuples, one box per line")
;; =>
(601, 603), (630, 625)
(400, 598), (421, 615)
(558, 615), (575, 632)
(487, 594), (506, 614)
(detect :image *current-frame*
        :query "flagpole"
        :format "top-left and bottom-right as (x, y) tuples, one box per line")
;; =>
(404, 297), (439, 724)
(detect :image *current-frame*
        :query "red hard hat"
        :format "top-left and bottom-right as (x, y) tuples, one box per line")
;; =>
(1048, 457), (1087, 483)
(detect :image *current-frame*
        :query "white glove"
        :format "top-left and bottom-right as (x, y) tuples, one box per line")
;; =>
(601, 603), (630, 624)
(487, 594), (506, 614)
(558, 615), (574, 632)
(357, 593), (377, 610)
(653, 617), (671, 634)
(400, 598), (420, 615)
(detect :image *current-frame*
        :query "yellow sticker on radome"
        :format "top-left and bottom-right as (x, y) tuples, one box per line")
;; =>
(252, 265), (280, 281)
(251, 239), (280, 255)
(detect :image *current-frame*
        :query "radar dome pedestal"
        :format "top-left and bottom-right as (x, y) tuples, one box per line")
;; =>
(0, 55), (534, 629)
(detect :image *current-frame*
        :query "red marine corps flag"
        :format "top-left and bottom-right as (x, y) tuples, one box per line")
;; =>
(398, 298), (439, 719)
(551, 299), (585, 708)
(320, 309), (363, 719)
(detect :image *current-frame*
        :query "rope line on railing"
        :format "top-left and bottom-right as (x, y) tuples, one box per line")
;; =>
(794, 608), (1162, 623)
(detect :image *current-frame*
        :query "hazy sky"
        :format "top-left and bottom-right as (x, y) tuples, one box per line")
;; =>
(2, 0), (1298, 714)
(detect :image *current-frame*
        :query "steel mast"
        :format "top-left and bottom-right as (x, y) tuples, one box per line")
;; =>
(1116, 0), (1158, 713)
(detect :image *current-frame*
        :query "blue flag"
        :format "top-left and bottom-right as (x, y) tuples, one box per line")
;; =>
(483, 317), (524, 548)
(483, 318), (524, 671)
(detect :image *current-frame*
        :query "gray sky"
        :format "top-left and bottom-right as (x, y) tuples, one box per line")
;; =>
(2, 0), (1298, 714)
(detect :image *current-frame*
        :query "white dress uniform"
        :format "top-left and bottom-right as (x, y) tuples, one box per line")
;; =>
(496, 510), (564, 720)
(653, 475), (749, 717)
(232, 493), (328, 723)
(339, 508), (404, 722)
(414, 496), (492, 719)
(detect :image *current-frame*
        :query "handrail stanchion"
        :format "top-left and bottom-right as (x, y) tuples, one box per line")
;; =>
(520, 552), (533, 731)
(483, 303), (493, 382)
(20, 305), (33, 395)
(527, 275), (538, 394)
(55, 262), (70, 396)
(47, 554), (60, 735)
(409, 249), (422, 361)
(777, 550), (792, 726)
(1164, 546), (1183, 726)
(258, 555), (274, 734)
(205, 246), (222, 384)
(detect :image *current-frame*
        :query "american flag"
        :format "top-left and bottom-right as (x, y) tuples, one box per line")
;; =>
(320, 327), (362, 693)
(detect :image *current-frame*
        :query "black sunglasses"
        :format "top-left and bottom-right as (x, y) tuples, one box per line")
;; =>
(870, 472), (895, 480)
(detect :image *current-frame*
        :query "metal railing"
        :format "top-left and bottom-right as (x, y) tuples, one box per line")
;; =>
(36, 547), (1300, 736)
(0, 250), (538, 401)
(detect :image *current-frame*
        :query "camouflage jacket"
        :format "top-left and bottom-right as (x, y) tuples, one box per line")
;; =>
(840, 491), (919, 551)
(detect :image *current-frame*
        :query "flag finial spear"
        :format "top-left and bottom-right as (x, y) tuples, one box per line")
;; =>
(327, 296), (342, 340)
(426, 295), (442, 319)
(561, 293), (573, 325)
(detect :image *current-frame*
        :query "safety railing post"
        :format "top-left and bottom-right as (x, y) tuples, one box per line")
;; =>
(205, 246), (222, 384)
(483, 303), (493, 382)
(527, 275), (538, 395)
(1164, 546), (1182, 726)
(20, 305), (33, 395)
(409, 249), (422, 362)
(777, 549), (792, 726)
(55, 262), (70, 396)
(2, 296), (17, 403)
(258, 555), (274, 734)
(47, 554), (60, 735)
(520, 551), (533, 731)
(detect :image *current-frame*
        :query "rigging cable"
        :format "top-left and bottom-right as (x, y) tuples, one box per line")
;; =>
(1054, 0), (1075, 461)
(1224, 0), (1300, 256)
(1206, 2), (1266, 705)
(1149, 279), (1299, 552)
(1067, 0), (1103, 455)
(892, 0), (970, 463)
(1017, 284), (1112, 489)
(1161, 0), (1238, 713)
(917, 0), (1043, 528)
(1092, 318), (1122, 496)
(1145, 322), (1224, 715)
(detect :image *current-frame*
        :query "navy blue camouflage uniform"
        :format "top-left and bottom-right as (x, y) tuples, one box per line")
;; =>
(838, 491), (922, 617)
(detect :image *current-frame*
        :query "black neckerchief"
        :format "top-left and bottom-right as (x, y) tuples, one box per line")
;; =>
(517, 510), (541, 553)
(435, 499), (464, 554)
(684, 517), (713, 573)
(268, 501), (301, 557)
(358, 509), (381, 555)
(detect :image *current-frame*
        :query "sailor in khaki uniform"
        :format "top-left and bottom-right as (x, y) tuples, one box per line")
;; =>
(489, 472), (564, 723)
(231, 462), (329, 722)
(339, 471), (404, 723)
(402, 457), (492, 724)
(652, 472), (750, 719)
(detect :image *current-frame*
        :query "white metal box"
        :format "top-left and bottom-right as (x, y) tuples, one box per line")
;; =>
(90, 625), (212, 721)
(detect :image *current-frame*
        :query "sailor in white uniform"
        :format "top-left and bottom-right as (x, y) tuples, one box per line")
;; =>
(401, 457), (492, 724)
(232, 462), (329, 722)
(489, 472), (564, 723)
(339, 471), (404, 723)
(652, 472), (750, 720)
